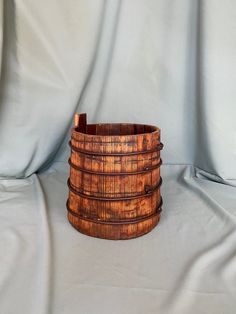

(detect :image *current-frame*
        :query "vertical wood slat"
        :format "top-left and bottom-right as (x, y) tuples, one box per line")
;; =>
(67, 113), (163, 240)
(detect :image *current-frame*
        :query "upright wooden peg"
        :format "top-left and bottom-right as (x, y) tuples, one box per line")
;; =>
(74, 113), (87, 133)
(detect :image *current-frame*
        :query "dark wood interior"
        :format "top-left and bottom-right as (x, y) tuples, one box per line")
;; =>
(76, 123), (157, 136)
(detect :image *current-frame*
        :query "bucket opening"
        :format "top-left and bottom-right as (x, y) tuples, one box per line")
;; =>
(75, 123), (158, 136)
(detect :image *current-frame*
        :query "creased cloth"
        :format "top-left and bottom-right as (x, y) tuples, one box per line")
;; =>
(0, 164), (236, 314)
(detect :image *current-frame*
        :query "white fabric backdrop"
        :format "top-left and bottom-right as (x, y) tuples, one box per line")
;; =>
(0, 1), (236, 314)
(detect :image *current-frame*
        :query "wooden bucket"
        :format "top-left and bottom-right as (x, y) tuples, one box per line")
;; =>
(67, 113), (163, 240)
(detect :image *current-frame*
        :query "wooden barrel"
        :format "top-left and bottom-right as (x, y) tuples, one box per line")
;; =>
(67, 113), (163, 240)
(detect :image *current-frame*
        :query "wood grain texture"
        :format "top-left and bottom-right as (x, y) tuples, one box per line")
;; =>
(67, 113), (163, 240)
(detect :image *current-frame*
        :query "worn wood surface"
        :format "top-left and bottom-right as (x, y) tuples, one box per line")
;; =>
(67, 113), (163, 240)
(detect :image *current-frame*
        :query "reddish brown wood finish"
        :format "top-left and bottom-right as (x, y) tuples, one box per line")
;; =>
(67, 113), (163, 240)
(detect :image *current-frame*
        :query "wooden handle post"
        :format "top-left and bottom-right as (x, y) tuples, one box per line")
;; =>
(74, 113), (87, 133)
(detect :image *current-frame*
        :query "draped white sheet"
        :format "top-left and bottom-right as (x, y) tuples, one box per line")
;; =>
(0, 1), (235, 313)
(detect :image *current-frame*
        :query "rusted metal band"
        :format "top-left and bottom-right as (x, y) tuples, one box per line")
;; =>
(66, 198), (162, 225)
(67, 177), (162, 201)
(69, 141), (163, 156)
(68, 158), (162, 175)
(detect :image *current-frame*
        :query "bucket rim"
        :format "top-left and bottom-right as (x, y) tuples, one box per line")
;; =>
(72, 122), (160, 138)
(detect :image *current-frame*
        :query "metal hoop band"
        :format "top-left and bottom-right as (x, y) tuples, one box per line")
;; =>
(67, 198), (163, 225)
(68, 158), (162, 175)
(69, 141), (163, 156)
(67, 177), (162, 201)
